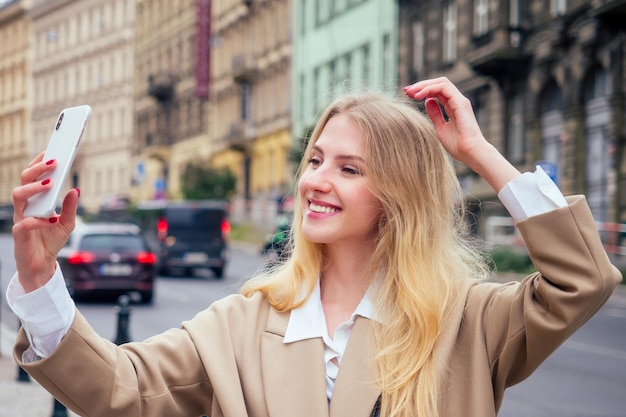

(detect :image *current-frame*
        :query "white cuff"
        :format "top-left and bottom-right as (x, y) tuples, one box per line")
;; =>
(498, 165), (568, 222)
(6, 263), (75, 359)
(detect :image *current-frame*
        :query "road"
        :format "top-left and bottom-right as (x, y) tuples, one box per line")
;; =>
(2, 233), (626, 416)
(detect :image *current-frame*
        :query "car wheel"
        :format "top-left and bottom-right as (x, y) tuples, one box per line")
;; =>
(211, 267), (224, 279)
(140, 290), (154, 304)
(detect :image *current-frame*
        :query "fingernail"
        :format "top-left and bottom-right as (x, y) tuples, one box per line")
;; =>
(74, 188), (80, 197)
(49, 217), (58, 224)
(45, 159), (55, 165)
(41, 178), (51, 186)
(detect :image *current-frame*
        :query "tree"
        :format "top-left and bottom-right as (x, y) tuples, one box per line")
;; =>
(181, 161), (236, 200)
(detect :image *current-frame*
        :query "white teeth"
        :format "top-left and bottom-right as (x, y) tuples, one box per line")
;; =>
(309, 203), (337, 214)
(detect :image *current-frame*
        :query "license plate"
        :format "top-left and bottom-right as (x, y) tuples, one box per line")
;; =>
(183, 252), (208, 263)
(100, 263), (132, 276)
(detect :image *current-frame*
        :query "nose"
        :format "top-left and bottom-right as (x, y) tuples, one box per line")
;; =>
(300, 164), (332, 193)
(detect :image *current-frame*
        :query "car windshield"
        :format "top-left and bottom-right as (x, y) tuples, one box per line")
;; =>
(165, 208), (223, 235)
(79, 234), (146, 252)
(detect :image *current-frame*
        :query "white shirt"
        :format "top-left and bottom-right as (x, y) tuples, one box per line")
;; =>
(6, 166), (567, 397)
(283, 279), (377, 399)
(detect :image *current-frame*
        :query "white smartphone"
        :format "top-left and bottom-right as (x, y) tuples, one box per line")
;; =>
(24, 105), (92, 218)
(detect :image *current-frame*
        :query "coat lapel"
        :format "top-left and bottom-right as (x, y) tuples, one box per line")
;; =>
(329, 316), (381, 417)
(261, 307), (329, 417)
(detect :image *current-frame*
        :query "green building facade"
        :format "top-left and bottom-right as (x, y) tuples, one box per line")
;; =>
(291, 0), (399, 144)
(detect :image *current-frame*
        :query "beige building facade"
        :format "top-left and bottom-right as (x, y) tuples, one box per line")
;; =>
(210, 0), (292, 222)
(133, 0), (213, 202)
(0, 0), (32, 228)
(29, 0), (135, 214)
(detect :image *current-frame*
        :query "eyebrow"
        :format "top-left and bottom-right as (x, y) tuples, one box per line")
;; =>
(311, 145), (366, 163)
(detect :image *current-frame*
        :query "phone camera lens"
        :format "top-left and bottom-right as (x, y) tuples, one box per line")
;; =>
(55, 113), (64, 130)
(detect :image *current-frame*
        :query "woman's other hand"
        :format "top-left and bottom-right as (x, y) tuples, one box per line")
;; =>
(12, 152), (79, 292)
(404, 77), (520, 192)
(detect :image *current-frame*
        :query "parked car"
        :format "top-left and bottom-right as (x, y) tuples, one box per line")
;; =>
(58, 222), (157, 303)
(134, 200), (230, 278)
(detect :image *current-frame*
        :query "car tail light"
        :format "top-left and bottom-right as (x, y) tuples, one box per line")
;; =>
(68, 252), (95, 264)
(137, 252), (157, 264)
(221, 219), (231, 239)
(157, 217), (168, 241)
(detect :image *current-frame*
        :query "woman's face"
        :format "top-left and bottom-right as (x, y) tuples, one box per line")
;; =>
(298, 114), (382, 247)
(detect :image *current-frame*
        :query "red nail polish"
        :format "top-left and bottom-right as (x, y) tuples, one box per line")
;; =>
(41, 178), (51, 186)
(46, 159), (55, 165)
(75, 188), (81, 197)
(49, 217), (58, 224)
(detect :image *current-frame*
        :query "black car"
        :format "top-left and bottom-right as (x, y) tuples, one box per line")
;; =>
(58, 222), (157, 303)
(135, 200), (230, 278)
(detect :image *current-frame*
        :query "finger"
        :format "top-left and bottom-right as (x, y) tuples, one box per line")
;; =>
(12, 179), (55, 221)
(20, 158), (57, 185)
(425, 98), (447, 129)
(405, 77), (458, 104)
(27, 151), (46, 167)
(58, 188), (79, 231)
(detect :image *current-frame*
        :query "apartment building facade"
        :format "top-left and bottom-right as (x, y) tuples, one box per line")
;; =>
(133, 0), (214, 202)
(29, 0), (136, 213)
(398, 0), (626, 230)
(209, 0), (292, 223)
(0, 0), (32, 229)
(292, 0), (399, 145)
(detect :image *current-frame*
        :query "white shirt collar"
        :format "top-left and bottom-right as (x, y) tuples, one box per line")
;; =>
(283, 278), (377, 344)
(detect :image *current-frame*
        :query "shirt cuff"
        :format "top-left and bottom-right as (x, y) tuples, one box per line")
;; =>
(497, 165), (568, 222)
(6, 263), (75, 359)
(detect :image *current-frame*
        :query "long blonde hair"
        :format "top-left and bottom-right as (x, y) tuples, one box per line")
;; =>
(241, 92), (489, 416)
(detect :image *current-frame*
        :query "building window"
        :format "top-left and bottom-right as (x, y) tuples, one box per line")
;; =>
(240, 82), (251, 121)
(412, 20), (424, 74)
(382, 33), (391, 83)
(474, 0), (489, 36)
(550, 0), (566, 17)
(507, 93), (524, 163)
(300, 0), (307, 35)
(316, 0), (331, 26)
(443, 2), (457, 63)
(313, 67), (320, 114)
(509, 0), (521, 27)
(362, 44), (370, 86)
(344, 52), (352, 85)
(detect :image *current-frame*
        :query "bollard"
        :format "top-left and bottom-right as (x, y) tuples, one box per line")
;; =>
(51, 398), (68, 417)
(16, 364), (30, 382)
(114, 294), (133, 345)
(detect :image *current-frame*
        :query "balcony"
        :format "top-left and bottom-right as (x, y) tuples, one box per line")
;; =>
(231, 54), (258, 83)
(591, 0), (626, 26)
(225, 121), (255, 152)
(467, 28), (530, 80)
(148, 73), (176, 103)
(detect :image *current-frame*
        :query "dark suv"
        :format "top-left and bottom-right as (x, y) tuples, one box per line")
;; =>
(136, 200), (230, 278)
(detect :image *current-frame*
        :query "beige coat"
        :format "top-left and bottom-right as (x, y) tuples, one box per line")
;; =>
(15, 196), (622, 417)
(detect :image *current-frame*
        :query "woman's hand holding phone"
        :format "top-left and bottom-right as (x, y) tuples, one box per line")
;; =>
(12, 105), (90, 292)
(23, 105), (91, 218)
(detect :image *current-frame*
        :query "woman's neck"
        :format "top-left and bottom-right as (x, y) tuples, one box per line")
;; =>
(320, 241), (374, 338)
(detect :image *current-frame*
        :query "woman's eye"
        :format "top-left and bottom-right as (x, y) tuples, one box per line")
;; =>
(342, 166), (361, 176)
(306, 157), (321, 167)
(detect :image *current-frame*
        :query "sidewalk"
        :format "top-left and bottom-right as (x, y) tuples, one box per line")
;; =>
(1, 323), (79, 417)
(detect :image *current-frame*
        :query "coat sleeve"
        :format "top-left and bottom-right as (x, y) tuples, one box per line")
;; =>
(14, 307), (214, 417)
(467, 195), (622, 399)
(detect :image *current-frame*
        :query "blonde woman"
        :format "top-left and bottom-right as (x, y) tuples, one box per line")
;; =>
(8, 77), (621, 417)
